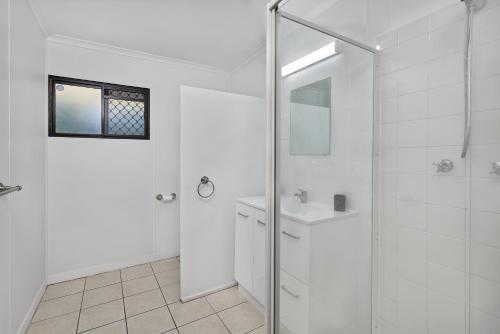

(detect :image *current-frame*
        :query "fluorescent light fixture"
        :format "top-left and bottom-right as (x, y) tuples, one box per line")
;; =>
(281, 41), (337, 77)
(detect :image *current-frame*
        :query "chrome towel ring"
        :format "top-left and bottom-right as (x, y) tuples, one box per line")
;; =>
(197, 176), (215, 198)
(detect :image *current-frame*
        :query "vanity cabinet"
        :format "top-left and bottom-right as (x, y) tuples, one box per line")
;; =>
(235, 197), (367, 334)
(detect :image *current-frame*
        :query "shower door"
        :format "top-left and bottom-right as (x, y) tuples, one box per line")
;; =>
(267, 6), (375, 334)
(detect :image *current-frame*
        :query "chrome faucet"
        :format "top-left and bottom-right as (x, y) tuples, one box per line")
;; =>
(294, 189), (308, 203)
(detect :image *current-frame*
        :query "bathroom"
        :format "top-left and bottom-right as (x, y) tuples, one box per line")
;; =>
(1, 0), (499, 333)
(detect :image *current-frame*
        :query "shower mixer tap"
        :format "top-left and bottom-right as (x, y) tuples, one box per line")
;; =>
(490, 162), (500, 176)
(433, 159), (454, 173)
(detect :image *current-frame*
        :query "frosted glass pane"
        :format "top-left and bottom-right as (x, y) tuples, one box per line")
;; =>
(55, 84), (102, 134)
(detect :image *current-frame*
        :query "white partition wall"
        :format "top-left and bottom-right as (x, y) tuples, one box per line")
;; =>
(180, 86), (266, 300)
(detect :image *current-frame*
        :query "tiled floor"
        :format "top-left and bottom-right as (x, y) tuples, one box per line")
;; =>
(27, 257), (264, 334)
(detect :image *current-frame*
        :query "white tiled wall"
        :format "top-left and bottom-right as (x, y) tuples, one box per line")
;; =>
(377, 1), (500, 333)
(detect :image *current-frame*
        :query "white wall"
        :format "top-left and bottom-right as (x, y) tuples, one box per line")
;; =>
(377, 2), (500, 333)
(47, 37), (231, 282)
(230, 49), (266, 98)
(0, 0), (47, 333)
(179, 86), (266, 300)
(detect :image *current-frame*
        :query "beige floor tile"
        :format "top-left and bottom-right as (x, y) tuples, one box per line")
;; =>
(121, 263), (153, 281)
(218, 302), (264, 334)
(78, 299), (125, 333)
(248, 326), (265, 334)
(126, 306), (175, 334)
(168, 297), (215, 327)
(165, 330), (179, 334)
(151, 258), (179, 274)
(82, 320), (127, 334)
(122, 275), (159, 297)
(178, 314), (229, 334)
(82, 283), (122, 309)
(32, 293), (82, 322)
(155, 268), (179, 287)
(43, 278), (85, 301)
(85, 271), (121, 291)
(27, 311), (79, 334)
(206, 286), (246, 312)
(160, 282), (180, 304)
(124, 289), (165, 317)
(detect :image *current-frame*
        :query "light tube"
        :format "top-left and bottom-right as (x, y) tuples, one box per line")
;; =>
(281, 41), (337, 77)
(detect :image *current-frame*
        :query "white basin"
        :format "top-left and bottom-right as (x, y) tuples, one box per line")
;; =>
(236, 196), (356, 225)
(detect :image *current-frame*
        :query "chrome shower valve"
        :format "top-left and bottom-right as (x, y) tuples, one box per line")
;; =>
(433, 159), (454, 173)
(490, 162), (500, 176)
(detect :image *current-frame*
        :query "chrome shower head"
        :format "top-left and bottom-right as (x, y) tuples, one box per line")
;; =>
(462, 0), (486, 11)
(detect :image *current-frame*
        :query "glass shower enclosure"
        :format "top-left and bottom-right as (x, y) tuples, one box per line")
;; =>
(266, 2), (375, 333)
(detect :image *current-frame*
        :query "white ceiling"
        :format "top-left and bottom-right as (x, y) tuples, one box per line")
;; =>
(29, 0), (270, 70)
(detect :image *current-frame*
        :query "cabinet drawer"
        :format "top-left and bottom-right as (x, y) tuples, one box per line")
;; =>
(280, 270), (309, 334)
(280, 218), (310, 284)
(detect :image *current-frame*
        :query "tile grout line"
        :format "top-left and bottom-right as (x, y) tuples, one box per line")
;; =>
(75, 277), (87, 334)
(151, 263), (179, 331)
(120, 269), (129, 334)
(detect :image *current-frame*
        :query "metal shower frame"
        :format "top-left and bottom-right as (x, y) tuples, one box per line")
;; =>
(265, 1), (378, 333)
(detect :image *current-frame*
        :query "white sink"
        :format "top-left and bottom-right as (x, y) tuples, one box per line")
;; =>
(236, 196), (356, 225)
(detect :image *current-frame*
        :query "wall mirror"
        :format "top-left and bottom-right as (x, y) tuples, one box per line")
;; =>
(289, 77), (331, 156)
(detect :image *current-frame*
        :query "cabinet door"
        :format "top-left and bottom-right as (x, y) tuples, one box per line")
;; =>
(234, 203), (253, 291)
(252, 209), (266, 305)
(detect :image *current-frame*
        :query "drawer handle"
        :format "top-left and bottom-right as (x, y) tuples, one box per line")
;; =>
(281, 285), (300, 298)
(257, 219), (266, 226)
(237, 212), (249, 218)
(282, 230), (301, 240)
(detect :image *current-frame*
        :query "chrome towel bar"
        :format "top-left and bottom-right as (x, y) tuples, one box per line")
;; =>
(0, 183), (22, 197)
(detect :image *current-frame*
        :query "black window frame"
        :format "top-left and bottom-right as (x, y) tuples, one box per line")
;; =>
(48, 75), (150, 140)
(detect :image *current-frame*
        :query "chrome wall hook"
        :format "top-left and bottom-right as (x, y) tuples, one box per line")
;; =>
(433, 159), (454, 173)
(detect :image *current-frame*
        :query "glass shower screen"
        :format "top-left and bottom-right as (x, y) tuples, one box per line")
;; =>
(271, 11), (374, 334)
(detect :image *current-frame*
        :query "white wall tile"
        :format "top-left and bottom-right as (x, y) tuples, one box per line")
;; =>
(470, 307), (500, 334)
(398, 174), (426, 202)
(398, 17), (429, 43)
(382, 123), (398, 148)
(398, 120), (426, 147)
(428, 233), (465, 270)
(398, 65), (428, 95)
(427, 115), (464, 147)
(382, 97), (398, 123)
(398, 200), (426, 230)
(427, 52), (463, 89)
(471, 243), (500, 284)
(475, 5), (500, 45)
(381, 296), (398, 325)
(428, 262), (465, 301)
(398, 226), (426, 258)
(429, 3), (464, 31)
(471, 178), (500, 214)
(382, 173), (397, 198)
(429, 20), (465, 59)
(471, 275), (500, 317)
(427, 204), (465, 239)
(471, 110), (500, 144)
(377, 31), (398, 49)
(428, 83), (464, 118)
(397, 36), (431, 69)
(399, 91), (428, 121)
(427, 176), (466, 208)
(398, 148), (426, 174)
(428, 290), (466, 334)
(382, 148), (398, 173)
(472, 76), (500, 112)
(381, 72), (399, 99)
(397, 279), (427, 334)
(472, 210), (500, 248)
(475, 39), (500, 78)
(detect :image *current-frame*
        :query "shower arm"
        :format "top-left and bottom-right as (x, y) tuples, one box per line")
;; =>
(461, 1), (473, 158)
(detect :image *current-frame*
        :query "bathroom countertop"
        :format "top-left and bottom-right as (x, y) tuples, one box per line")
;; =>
(236, 196), (357, 225)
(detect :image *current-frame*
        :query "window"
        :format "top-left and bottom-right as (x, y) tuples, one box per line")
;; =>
(48, 76), (150, 139)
